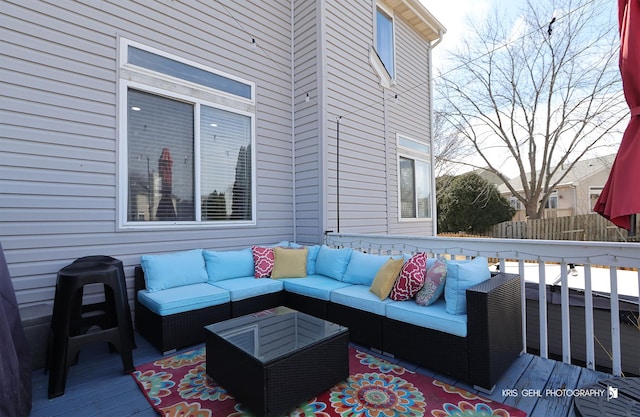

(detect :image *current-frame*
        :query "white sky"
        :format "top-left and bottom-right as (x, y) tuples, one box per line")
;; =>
(419, 0), (524, 71)
(418, 0), (622, 178)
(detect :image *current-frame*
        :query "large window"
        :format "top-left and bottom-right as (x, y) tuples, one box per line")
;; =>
(398, 136), (431, 219)
(375, 6), (395, 78)
(119, 40), (255, 227)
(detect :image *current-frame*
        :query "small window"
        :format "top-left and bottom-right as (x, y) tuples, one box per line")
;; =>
(509, 197), (522, 210)
(375, 6), (395, 78)
(127, 46), (252, 99)
(544, 190), (558, 209)
(589, 187), (603, 211)
(398, 136), (431, 219)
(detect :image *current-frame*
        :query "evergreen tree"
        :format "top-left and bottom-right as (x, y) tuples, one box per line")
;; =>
(437, 172), (515, 233)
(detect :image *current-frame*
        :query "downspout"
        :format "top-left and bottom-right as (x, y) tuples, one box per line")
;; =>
(318, 0), (328, 242)
(290, 0), (297, 242)
(429, 32), (443, 235)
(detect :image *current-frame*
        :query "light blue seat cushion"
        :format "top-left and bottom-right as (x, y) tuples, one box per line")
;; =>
(137, 283), (230, 316)
(211, 277), (283, 301)
(385, 298), (468, 337)
(203, 248), (255, 282)
(314, 246), (353, 281)
(280, 275), (352, 301)
(444, 256), (491, 315)
(330, 284), (391, 316)
(141, 249), (208, 292)
(342, 251), (389, 286)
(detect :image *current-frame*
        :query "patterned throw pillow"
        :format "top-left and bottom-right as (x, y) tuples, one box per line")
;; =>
(415, 257), (447, 306)
(389, 252), (427, 301)
(251, 246), (274, 278)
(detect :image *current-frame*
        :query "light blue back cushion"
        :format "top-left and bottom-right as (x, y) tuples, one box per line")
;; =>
(203, 248), (255, 282)
(314, 246), (353, 281)
(141, 249), (208, 292)
(306, 245), (321, 274)
(444, 256), (491, 315)
(342, 251), (389, 285)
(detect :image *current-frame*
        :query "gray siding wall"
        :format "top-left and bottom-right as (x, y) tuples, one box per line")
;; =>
(293, 0), (325, 245)
(1, 0), (437, 313)
(2, 1), (294, 307)
(325, 0), (388, 234)
(323, 0), (434, 236)
(387, 13), (434, 236)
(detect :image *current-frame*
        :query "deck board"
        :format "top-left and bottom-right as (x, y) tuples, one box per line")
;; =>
(30, 332), (612, 417)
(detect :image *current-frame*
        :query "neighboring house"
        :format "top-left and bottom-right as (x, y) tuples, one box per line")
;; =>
(497, 155), (616, 220)
(2, 1), (445, 307)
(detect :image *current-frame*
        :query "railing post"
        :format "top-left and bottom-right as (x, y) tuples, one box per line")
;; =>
(538, 262), (548, 359)
(519, 260), (527, 354)
(584, 265), (595, 370)
(560, 260), (571, 364)
(610, 267), (621, 376)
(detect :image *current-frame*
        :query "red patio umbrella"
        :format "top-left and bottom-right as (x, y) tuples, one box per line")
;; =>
(594, 0), (640, 235)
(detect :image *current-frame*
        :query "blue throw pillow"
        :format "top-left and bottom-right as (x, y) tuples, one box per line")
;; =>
(343, 251), (389, 285)
(203, 248), (255, 282)
(141, 249), (208, 292)
(314, 245), (353, 281)
(444, 256), (491, 315)
(306, 245), (321, 274)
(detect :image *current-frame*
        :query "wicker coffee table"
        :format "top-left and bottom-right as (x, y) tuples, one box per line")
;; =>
(205, 306), (349, 416)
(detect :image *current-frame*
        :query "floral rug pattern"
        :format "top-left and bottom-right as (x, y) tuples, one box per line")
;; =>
(132, 347), (526, 417)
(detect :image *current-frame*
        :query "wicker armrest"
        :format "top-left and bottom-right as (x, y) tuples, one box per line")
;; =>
(134, 266), (146, 294)
(468, 272), (519, 296)
(466, 272), (522, 392)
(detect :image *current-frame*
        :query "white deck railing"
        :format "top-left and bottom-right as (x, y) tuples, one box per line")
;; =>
(325, 232), (640, 376)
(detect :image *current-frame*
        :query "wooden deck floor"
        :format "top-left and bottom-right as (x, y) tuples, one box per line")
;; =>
(30, 331), (611, 417)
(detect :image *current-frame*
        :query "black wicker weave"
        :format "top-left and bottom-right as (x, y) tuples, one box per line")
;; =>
(467, 272), (522, 390)
(205, 309), (349, 417)
(284, 291), (329, 319)
(327, 302), (384, 350)
(134, 264), (521, 390)
(134, 267), (231, 354)
(383, 272), (522, 392)
(230, 292), (285, 317)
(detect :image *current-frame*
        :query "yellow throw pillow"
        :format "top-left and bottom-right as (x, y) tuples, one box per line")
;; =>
(271, 246), (308, 278)
(369, 257), (405, 300)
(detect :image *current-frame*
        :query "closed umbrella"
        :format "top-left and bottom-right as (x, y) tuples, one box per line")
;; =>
(594, 0), (640, 235)
(156, 147), (176, 219)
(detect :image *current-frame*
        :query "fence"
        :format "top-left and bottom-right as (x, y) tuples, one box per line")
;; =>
(488, 213), (640, 242)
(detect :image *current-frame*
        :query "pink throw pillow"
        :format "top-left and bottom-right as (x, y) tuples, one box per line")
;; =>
(389, 252), (427, 301)
(251, 246), (274, 278)
(415, 257), (447, 306)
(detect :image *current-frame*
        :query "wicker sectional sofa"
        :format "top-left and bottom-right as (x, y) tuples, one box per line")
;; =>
(134, 242), (522, 392)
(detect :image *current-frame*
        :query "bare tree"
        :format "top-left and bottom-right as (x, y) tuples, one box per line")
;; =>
(435, 0), (626, 219)
(433, 110), (472, 178)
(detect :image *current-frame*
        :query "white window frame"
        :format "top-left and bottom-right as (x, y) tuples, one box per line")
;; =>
(509, 196), (522, 210)
(545, 189), (559, 209)
(589, 186), (603, 211)
(397, 134), (432, 221)
(371, 2), (396, 88)
(117, 38), (256, 229)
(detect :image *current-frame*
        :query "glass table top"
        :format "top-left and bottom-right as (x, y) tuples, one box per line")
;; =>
(205, 306), (348, 363)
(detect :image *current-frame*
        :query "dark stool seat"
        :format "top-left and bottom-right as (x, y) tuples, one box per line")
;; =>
(71, 255), (136, 348)
(48, 261), (134, 399)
